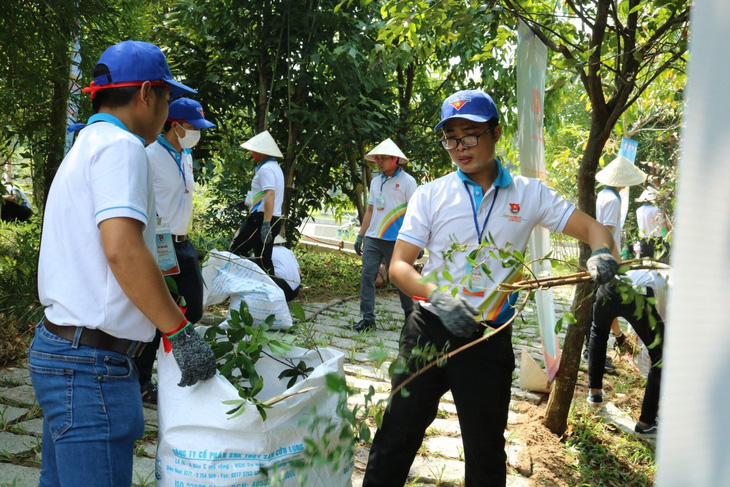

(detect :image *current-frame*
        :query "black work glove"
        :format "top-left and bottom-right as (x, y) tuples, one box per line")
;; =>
(260, 220), (273, 245)
(586, 247), (618, 284)
(429, 290), (481, 338)
(168, 323), (217, 387)
(355, 234), (364, 256)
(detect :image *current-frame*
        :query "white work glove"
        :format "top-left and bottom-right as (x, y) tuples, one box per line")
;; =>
(586, 247), (618, 284)
(429, 290), (481, 338)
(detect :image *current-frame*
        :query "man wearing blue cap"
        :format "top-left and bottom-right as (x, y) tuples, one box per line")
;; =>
(32, 41), (216, 486)
(133, 98), (216, 404)
(363, 89), (619, 486)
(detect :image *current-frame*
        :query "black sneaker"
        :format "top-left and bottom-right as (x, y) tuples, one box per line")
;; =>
(140, 380), (158, 405)
(634, 421), (658, 437)
(587, 391), (603, 406)
(351, 319), (376, 332)
(604, 355), (616, 372)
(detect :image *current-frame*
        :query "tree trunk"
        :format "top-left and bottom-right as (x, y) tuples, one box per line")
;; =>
(43, 50), (71, 209)
(544, 121), (610, 435)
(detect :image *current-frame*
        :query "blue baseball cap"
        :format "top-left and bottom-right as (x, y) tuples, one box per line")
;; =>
(84, 40), (196, 99)
(167, 98), (216, 129)
(434, 90), (499, 131)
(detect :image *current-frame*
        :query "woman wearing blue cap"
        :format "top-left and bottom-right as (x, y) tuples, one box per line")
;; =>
(30, 41), (216, 486)
(133, 98), (216, 404)
(363, 89), (620, 486)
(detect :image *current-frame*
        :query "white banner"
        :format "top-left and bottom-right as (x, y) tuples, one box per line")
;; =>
(655, 2), (730, 485)
(516, 21), (560, 381)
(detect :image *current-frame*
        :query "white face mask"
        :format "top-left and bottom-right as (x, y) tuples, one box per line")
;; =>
(176, 125), (201, 149)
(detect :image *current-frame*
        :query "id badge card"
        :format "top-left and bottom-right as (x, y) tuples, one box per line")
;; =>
(463, 260), (487, 297)
(375, 194), (385, 211)
(156, 226), (180, 276)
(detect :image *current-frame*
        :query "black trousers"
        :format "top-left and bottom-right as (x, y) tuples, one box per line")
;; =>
(134, 239), (204, 385)
(588, 284), (664, 424)
(640, 237), (670, 260)
(363, 306), (515, 487)
(271, 275), (300, 302)
(1, 200), (32, 222)
(229, 212), (283, 275)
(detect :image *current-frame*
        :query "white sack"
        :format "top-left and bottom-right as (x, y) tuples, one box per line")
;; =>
(155, 342), (353, 486)
(203, 249), (293, 330)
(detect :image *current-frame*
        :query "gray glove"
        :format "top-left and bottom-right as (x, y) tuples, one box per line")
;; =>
(260, 220), (273, 245)
(355, 234), (364, 256)
(429, 290), (481, 338)
(586, 247), (618, 284)
(168, 323), (217, 387)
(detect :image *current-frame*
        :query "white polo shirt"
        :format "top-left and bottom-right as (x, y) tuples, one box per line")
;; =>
(636, 203), (665, 238)
(365, 168), (418, 241)
(251, 158), (284, 217)
(272, 246), (301, 290)
(398, 160), (575, 323)
(146, 135), (195, 236)
(38, 114), (157, 342)
(596, 187), (622, 249)
(625, 269), (670, 320)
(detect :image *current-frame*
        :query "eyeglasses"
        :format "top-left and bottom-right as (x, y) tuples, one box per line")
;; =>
(440, 129), (492, 150)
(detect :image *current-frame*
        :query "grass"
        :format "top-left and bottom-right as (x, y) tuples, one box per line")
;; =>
(295, 247), (362, 302)
(565, 408), (656, 486)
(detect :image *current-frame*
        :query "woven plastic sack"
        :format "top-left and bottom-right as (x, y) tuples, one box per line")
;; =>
(155, 341), (353, 486)
(202, 249), (292, 330)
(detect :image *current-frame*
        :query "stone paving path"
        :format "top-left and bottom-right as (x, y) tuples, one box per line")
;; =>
(0, 289), (579, 487)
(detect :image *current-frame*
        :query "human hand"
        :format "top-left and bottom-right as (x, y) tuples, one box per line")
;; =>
(261, 220), (273, 244)
(355, 234), (364, 256)
(587, 248), (617, 284)
(168, 323), (217, 387)
(429, 290), (481, 338)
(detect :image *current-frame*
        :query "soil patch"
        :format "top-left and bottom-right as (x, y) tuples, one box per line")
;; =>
(510, 401), (582, 486)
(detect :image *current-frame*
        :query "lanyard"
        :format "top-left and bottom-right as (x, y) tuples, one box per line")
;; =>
(379, 168), (400, 194)
(158, 138), (189, 193)
(464, 182), (499, 243)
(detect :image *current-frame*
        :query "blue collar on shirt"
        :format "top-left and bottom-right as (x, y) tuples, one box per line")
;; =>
(456, 158), (513, 189)
(156, 134), (192, 155)
(379, 167), (402, 180)
(642, 202), (653, 207)
(457, 158), (512, 207)
(606, 186), (621, 199)
(87, 113), (145, 145)
(256, 157), (277, 171)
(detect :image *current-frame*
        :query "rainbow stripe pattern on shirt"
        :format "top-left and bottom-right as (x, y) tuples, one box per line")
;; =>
(478, 267), (523, 323)
(250, 191), (265, 212)
(377, 203), (408, 240)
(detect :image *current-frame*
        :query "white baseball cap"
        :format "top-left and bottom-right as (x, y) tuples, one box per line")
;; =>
(364, 138), (409, 163)
(241, 130), (283, 158)
(596, 155), (647, 187)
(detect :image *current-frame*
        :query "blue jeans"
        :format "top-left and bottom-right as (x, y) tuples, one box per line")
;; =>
(360, 237), (413, 321)
(28, 323), (145, 487)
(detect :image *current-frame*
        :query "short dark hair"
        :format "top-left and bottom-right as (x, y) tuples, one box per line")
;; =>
(91, 64), (167, 112)
(163, 121), (174, 133)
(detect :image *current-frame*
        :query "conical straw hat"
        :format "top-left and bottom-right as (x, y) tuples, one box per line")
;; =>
(636, 187), (659, 203)
(364, 138), (409, 163)
(595, 155), (647, 187)
(241, 130), (283, 158)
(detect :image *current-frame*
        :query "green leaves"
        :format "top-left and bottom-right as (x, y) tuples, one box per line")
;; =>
(205, 300), (307, 421)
